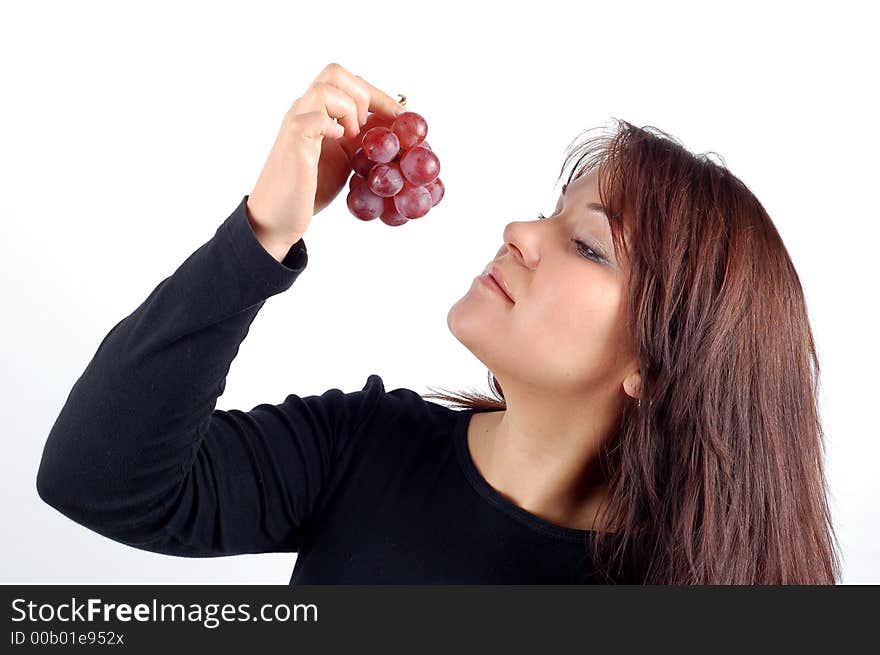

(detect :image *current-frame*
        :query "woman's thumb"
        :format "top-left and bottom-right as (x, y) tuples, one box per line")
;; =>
(327, 119), (345, 139)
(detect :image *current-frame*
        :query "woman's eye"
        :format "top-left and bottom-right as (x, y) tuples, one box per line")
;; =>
(538, 213), (603, 263)
(573, 239), (604, 263)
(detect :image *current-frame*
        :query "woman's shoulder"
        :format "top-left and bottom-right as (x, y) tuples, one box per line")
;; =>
(349, 373), (463, 448)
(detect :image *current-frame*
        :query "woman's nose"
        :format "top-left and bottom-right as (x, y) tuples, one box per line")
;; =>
(501, 221), (537, 266)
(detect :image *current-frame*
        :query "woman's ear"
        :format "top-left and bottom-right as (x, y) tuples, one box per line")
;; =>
(622, 371), (642, 400)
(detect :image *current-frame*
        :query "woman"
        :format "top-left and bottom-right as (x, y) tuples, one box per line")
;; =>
(36, 62), (840, 584)
(436, 124), (842, 584)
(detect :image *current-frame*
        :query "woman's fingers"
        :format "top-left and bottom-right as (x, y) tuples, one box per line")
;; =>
(298, 62), (406, 159)
(286, 110), (345, 140)
(316, 63), (372, 127)
(292, 81), (360, 138)
(353, 72), (405, 118)
(317, 62), (404, 123)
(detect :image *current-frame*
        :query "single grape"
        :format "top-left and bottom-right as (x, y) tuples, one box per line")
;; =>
(380, 197), (409, 226)
(363, 112), (394, 133)
(393, 181), (433, 219)
(368, 163), (405, 197)
(425, 177), (445, 206)
(361, 127), (400, 163)
(391, 111), (428, 150)
(349, 174), (367, 191)
(347, 184), (384, 221)
(351, 148), (374, 178)
(400, 146), (440, 186)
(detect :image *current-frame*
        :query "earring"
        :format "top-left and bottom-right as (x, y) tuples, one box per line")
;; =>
(637, 397), (641, 408)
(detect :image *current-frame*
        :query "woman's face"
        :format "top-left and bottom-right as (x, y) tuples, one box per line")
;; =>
(448, 170), (635, 401)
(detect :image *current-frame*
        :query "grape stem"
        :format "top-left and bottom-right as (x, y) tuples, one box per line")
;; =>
(397, 94), (407, 107)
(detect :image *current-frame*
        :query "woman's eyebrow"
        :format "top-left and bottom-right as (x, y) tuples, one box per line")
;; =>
(585, 202), (610, 221)
(561, 184), (611, 223)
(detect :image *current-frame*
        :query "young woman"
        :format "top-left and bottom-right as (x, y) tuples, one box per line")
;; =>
(37, 62), (840, 584)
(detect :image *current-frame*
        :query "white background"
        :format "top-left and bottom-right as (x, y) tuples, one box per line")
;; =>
(1, 0), (877, 584)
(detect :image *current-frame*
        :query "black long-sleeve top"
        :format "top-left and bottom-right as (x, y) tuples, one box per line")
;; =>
(36, 195), (599, 584)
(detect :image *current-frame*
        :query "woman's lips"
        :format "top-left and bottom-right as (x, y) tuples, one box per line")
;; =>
(489, 265), (515, 302)
(479, 264), (515, 302)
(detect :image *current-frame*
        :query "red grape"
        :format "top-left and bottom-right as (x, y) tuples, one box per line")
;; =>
(349, 174), (367, 191)
(391, 111), (428, 149)
(368, 162), (405, 197)
(393, 181), (433, 219)
(345, 109), (444, 224)
(362, 112), (393, 132)
(400, 145), (440, 185)
(425, 177), (445, 206)
(361, 127), (400, 163)
(347, 184), (384, 221)
(380, 197), (409, 226)
(351, 148), (374, 178)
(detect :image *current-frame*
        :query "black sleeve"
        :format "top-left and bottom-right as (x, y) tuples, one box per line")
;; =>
(36, 195), (383, 557)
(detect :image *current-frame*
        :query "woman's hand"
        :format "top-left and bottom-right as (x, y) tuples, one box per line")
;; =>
(246, 62), (404, 250)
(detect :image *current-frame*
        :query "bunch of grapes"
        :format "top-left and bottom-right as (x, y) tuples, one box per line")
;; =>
(346, 108), (444, 226)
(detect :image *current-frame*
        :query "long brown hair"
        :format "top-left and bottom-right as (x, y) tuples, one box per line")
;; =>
(423, 118), (841, 584)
